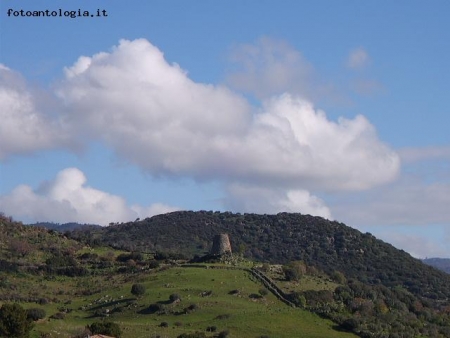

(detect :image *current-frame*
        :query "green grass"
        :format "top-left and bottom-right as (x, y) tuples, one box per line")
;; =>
(12, 266), (357, 338)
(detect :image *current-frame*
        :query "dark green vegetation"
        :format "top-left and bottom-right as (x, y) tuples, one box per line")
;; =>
(0, 213), (354, 338)
(70, 211), (450, 299)
(423, 258), (450, 274)
(28, 222), (101, 233)
(1, 211), (450, 337)
(0, 303), (34, 337)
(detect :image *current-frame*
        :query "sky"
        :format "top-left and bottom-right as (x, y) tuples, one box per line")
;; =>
(1, 0), (449, 258)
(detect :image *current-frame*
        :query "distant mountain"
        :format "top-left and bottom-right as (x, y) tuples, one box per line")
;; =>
(423, 258), (450, 274)
(28, 221), (101, 232)
(69, 210), (450, 303)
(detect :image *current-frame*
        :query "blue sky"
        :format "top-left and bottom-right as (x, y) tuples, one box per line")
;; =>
(1, 0), (449, 258)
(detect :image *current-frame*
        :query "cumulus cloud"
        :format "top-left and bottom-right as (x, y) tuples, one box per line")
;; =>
(347, 47), (370, 69)
(56, 39), (399, 192)
(0, 168), (180, 225)
(224, 183), (331, 219)
(0, 65), (70, 159)
(1, 38), (401, 220)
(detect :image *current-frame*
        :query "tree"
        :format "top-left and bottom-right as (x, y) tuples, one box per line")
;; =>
(8, 239), (33, 258)
(283, 261), (307, 281)
(131, 283), (146, 297)
(0, 303), (33, 338)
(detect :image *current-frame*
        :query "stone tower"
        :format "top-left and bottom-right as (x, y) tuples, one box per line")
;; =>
(210, 234), (232, 256)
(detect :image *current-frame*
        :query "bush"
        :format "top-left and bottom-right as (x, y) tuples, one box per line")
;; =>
(131, 283), (146, 297)
(169, 293), (181, 303)
(283, 261), (307, 281)
(259, 288), (269, 297)
(218, 330), (230, 338)
(26, 308), (46, 321)
(116, 252), (144, 262)
(50, 312), (65, 320)
(185, 304), (198, 312)
(0, 303), (33, 338)
(159, 321), (169, 328)
(147, 303), (165, 314)
(148, 260), (160, 269)
(215, 314), (231, 320)
(88, 321), (122, 338)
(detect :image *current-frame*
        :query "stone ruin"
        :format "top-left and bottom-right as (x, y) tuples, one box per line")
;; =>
(210, 233), (232, 256)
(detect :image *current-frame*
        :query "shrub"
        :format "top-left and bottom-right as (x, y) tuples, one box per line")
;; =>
(259, 288), (269, 297)
(148, 260), (160, 269)
(169, 293), (181, 303)
(218, 330), (230, 338)
(50, 312), (65, 320)
(88, 321), (122, 338)
(0, 303), (33, 338)
(283, 261), (307, 281)
(147, 303), (165, 314)
(26, 308), (46, 321)
(131, 283), (146, 297)
(186, 304), (198, 312)
(116, 252), (143, 262)
(215, 314), (231, 320)
(159, 321), (169, 328)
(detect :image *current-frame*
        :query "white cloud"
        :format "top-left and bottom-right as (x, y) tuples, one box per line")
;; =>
(331, 146), (450, 228)
(56, 39), (399, 192)
(0, 168), (180, 225)
(1, 39), (401, 222)
(347, 48), (370, 69)
(224, 183), (331, 219)
(0, 65), (70, 159)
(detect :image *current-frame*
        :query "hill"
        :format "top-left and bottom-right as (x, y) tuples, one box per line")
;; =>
(2, 211), (450, 337)
(423, 258), (450, 274)
(28, 221), (101, 232)
(0, 213), (356, 338)
(69, 211), (450, 301)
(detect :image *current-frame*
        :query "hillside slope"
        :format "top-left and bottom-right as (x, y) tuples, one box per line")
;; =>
(69, 211), (450, 303)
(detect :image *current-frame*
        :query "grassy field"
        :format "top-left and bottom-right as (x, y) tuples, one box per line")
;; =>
(4, 265), (356, 338)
